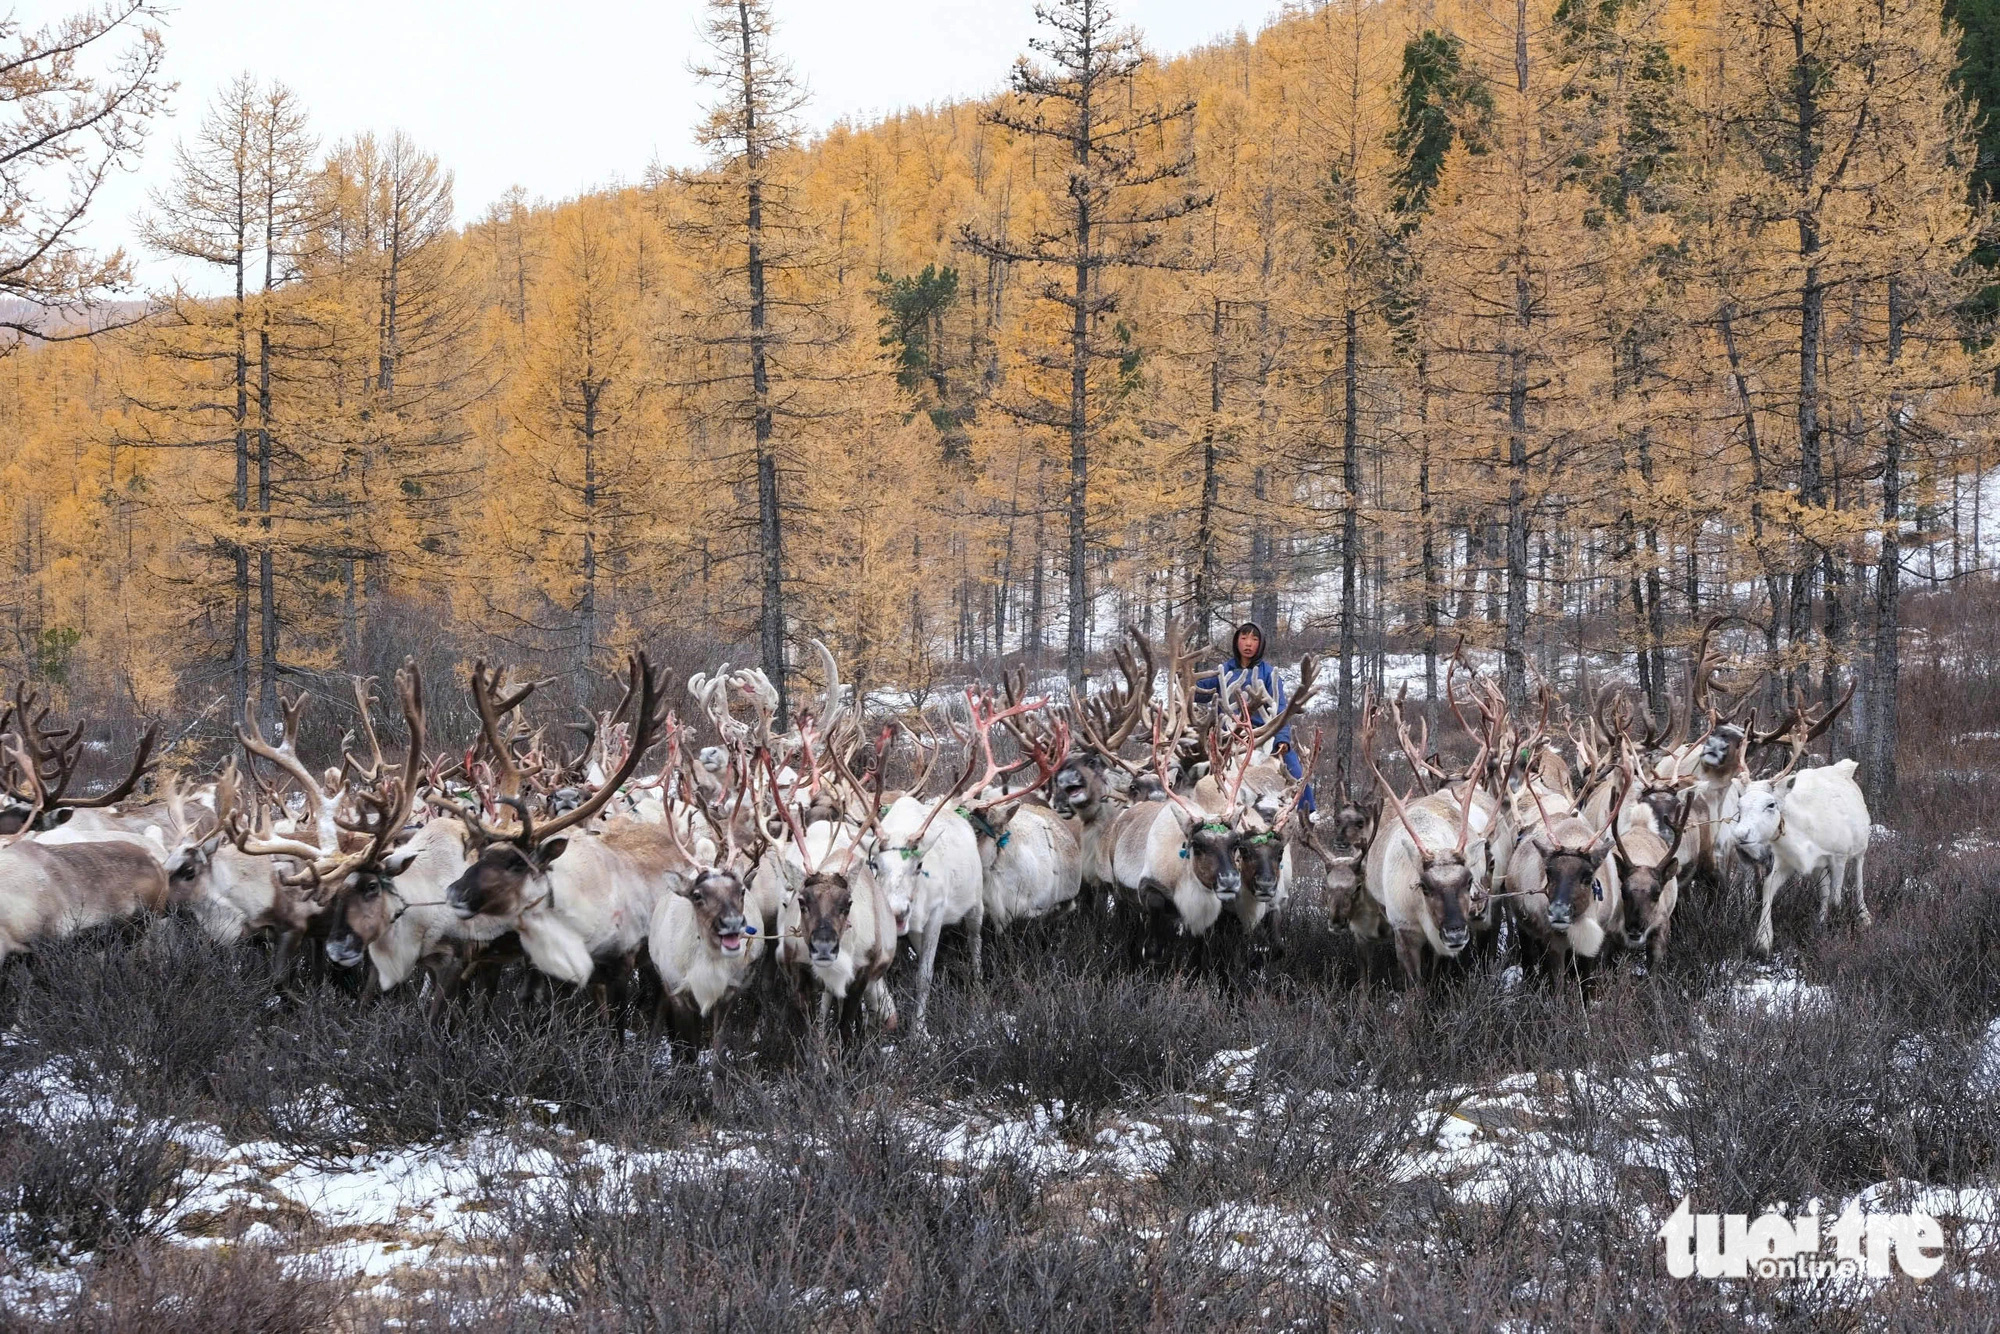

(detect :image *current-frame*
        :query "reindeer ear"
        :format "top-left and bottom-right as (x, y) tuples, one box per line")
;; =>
(536, 837), (570, 867)
(200, 831), (224, 857)
(381, 847), (421, 877)
(1772, 774), (1797, 802)
(1530, 832), (1557, 859)
(1656, 857), (1679, 884)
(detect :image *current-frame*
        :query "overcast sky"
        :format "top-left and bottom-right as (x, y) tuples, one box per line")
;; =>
(22, 0), (1283, 293)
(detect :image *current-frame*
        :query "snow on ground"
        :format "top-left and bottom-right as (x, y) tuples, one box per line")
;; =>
(7, 995), (2000, 1313)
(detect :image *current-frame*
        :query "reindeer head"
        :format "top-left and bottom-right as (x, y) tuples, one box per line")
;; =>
(1530, 829), (1614, 931)
(1234, 824), (1286, 903)
(1050, 753), (1103, 817)
(326, 843), (427, 968)
(1698, 725), (1746, 775)
(1614, 852), (1680, 953)
(860, 809), (933, 937)
(161, 830), (224, 898)
(447, 831), (566, 920)
(1729, 776), (1792, 872)
(1417, 847), (1479, 951)
(1326, 791), (1378, 854)
(1172, 808), (1241, 902)
(1611, 787), (1689, 954)
(679, 867), (755, 958)
(794, 869), (854, 966)
(1320, 846), (1366, 918)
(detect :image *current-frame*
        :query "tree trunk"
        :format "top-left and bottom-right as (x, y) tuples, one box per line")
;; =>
(1504, 333), (1530, 708)
(580, 375), (601, 666)
(1338, 305), (1360, 772)
(1869, 277), (1902, 807)
(1066, 210), (1091, 684)
(1194, 298), (1223, 645)
(739, 0), (788, 724)
(1789, 12), (1825, 707)
(232, 220), (251, 724)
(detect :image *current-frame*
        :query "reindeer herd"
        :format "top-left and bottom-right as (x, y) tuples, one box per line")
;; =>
(0, 620), (1875, 1054)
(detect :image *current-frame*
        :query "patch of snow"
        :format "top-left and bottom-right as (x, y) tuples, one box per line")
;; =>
(1199, 1046), (1261, 1095)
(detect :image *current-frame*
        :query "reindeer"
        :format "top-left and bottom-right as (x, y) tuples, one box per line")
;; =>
(222, 664), (435, 987)
(0, 687), (158, 835)
(1506, 762), (1620, 981)
(436, 655), (675, 1002)
(1105, 714), (1253, 957)
(0, 728), (169, 964)
(1607, 769), (1690, 965)
(1048, 633), (1155, 904)
(846, 689), (1052, 1029)
(1231, 728), (1321, 942)
(646, 756), (773, 1054)
(1305, 762), (1378, 922)
(956, 695), (1076, 931)
(1729, 721), (1871, 957)
(1354, 691), (1493, 986)
(766, 771), (898, 1046)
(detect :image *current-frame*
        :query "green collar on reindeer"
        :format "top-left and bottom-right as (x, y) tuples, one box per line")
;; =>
(955, 805), (1009, 849)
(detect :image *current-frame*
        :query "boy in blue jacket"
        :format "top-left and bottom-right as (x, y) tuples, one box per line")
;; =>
(1193, 621), (1314, 816)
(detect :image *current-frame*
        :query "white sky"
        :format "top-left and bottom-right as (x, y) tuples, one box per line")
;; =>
(20, 0), (1283, 294)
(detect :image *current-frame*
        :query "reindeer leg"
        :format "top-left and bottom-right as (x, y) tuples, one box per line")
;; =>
(271, 929), (297, 988)
(709, 997), (731, 1058)
(1393, 929), (1426, 988)
(1753, 865), (1785, 957)
(912, 916), (944, 1031)
(1819, 857), (1845, 925)
(1851, 853), (1871, 927)
(968, 902), (985, 984)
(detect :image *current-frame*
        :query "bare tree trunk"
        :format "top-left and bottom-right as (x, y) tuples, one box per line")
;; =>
(580, 375), (601, 666)
(737, 1), (788, 724)
(1789, 15), (1826, 707)
(1066, 230), (1091, 683)
(1338, 305), (1360, 772)
(1194, 298), (1223, 645)
(1419, 356), (1438, 703)
(233, 226), (251, 724)
(1868, 277), (1903, 806)
(1028, 465), (1046, 660)
(1504, 336), (1529, 708)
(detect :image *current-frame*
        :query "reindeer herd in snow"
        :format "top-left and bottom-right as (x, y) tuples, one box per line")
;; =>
(0, 618), (1875, 1051)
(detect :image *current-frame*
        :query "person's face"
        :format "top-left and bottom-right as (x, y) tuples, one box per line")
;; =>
(1236, 629), (1260, 660)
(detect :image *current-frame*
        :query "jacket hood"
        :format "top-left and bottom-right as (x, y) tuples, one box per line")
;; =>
(1230, 620), (1267, 669)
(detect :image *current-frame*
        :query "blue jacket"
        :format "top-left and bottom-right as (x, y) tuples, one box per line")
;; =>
(1193, 657), (1292, 749)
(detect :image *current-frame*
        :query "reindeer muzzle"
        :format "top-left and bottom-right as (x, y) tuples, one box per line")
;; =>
(1441, 924), (1470, 952)
(446, 885), (478, 919)
(1549, 898), (1574, 929)
(325, 931), (365, 969)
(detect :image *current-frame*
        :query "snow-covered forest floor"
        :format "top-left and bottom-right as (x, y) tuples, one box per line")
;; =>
(4, 586), (2000, 1331)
